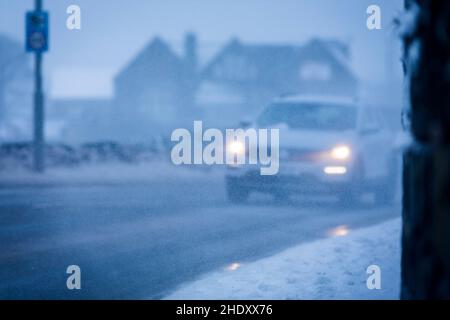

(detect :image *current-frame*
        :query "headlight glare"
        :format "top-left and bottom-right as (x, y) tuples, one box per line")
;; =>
(228, 141), (245, 155)
(330, 145), (351, 160)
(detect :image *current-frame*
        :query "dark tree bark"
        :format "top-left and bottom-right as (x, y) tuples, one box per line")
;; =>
(402, 0), (450, 299)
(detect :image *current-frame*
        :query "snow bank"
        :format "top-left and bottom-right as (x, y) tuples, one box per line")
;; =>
(166, 218), (401, 300)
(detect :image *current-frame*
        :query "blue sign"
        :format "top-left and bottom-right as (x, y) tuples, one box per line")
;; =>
(26, 11), (49, 53)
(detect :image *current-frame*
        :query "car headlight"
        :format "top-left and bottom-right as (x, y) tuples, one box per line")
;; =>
(228, 141), (245, 155)
(330, 145), (351, 160)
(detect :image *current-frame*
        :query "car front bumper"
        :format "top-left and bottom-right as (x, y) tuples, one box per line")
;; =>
(226, 161), (355, 195)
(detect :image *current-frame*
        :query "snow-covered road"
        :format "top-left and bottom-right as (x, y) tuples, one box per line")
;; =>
(0, 164), (401, 299)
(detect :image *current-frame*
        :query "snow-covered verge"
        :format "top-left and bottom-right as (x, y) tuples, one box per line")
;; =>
(166, 218), (401, 300)
(0, 162), (223, 187)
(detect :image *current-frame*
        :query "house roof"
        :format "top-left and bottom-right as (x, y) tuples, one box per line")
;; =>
(202, 39), (300, 83)
(114, 36), (357, 94)
(202, 38), (357, 85)
(299, 38), (354, 77)
(115, 37), (191, 86)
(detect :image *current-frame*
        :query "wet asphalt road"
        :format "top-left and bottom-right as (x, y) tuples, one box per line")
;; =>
(0, 174), (400, 299)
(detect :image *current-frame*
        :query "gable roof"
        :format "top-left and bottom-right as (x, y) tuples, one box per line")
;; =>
(298, 38), (355, 79)
(202, 39), (300, 85)
(202, 38), (357, 86)
(115, 37), (190, 86)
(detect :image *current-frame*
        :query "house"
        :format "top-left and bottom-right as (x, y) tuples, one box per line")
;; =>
(197, 38), (358, 127)
(114, 34), (199, 139)
(113, 35), (358, 137)
(0, 34), (33, 141)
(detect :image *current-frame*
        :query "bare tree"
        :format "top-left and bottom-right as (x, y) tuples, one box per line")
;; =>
(402, 0), (450, 299)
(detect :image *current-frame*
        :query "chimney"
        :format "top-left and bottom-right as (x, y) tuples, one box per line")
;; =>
(184, 32), (198, 72)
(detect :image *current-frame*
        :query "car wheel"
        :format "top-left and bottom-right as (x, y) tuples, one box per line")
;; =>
(338, 158), (364, 206)
(226, 177), (249, 204)
(374, 154), (398, 206)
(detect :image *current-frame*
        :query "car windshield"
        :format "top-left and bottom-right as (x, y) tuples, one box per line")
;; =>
(257, 102), (357, 131)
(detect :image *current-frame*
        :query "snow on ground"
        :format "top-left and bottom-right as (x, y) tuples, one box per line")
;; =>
(166, 218), (401, 300)
(0, 162), (223, 187)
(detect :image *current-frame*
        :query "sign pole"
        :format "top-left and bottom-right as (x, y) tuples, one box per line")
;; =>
(33, 0), (45, 172)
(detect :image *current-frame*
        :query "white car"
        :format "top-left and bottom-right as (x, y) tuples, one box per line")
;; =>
(225, 95), (398, 205)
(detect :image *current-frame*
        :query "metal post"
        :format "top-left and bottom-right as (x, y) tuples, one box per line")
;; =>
(33, 0), (44, 172)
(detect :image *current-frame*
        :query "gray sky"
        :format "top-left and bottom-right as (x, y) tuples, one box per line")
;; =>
(0, 0), (404, 98)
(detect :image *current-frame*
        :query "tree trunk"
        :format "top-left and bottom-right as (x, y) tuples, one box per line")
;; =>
(402, 0), (450, 299)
